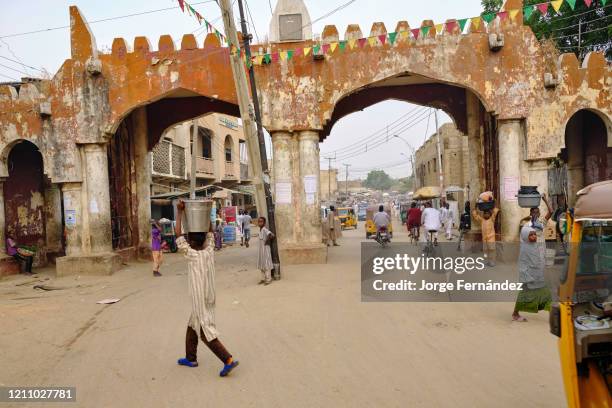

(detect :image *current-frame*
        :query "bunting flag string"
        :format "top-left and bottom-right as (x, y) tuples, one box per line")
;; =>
(173, 0), (604, 69)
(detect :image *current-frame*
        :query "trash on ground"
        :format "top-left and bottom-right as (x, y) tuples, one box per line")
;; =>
(96, 298), (121, 304)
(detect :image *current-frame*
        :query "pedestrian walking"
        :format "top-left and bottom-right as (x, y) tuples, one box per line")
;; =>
(512, 225), (552, 322)
(6, 236), (34, 275)
(257, 216), (275, 285)
(326, 205), (341, 247)
(214, 219), (223, 251)
(240, 211), (252, 248)
(441, 203), (454, 240)
(472, 205), (500, 266)
(237, 210), (244, 246)
(151, 219), (163, 277)
(174, 201), (239, 376)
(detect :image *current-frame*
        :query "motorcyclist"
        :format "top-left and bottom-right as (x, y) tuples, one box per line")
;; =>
(373, 205), (391, 242)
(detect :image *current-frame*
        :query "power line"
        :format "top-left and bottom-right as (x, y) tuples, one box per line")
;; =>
(244, 0), (260, 44)
(0, 72), (18, 81)
(0, 55), (42, 72)
(268, 0), (274, 16)
(551, 23), (611, 40)
(0, 62), (29, 76)
(0, 1), (218, 39)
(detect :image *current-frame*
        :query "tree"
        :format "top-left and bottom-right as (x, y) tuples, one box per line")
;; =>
(392, 176), (416, 193)
(363, 170), (393, 191)
(481, 0), (611, 60)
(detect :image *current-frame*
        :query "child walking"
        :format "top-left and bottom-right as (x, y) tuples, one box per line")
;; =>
(257, 217), (275, 285)
(472, 205), (500, 266)
(174, 200), (239, 377)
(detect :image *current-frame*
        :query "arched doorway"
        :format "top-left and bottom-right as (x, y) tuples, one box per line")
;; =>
(4, 141), (47, 266)
(560, 109), (611, 205)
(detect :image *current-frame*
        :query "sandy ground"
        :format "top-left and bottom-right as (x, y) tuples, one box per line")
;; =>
(0, 220), (566, 408)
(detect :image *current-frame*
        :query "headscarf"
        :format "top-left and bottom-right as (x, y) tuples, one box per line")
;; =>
(518, 225), (545, 288)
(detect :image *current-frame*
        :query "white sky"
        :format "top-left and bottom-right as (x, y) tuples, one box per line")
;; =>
(0, 0), (485, 179)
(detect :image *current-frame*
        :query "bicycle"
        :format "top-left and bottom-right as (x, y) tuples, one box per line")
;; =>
(409, 225), (420, 245)
(423, 230), (438, 257)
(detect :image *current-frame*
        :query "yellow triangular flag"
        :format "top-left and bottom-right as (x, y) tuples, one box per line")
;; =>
(435, 23), (443, 34)
(509, 9), (520, 21)
(471, 17), (481, 30)
(303, 47), (311, 56)
(280, 51), (288, 61)
(399, 30), (409, 40)
(348, 39), (356, 49)
(550, 0), (563, 13)
(368, 36), (377, 47)
(255, 55), (263, 65)
(330, 42), (338, 53)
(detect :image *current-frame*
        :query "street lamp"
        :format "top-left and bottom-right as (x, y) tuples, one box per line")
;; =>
(393, 135), (417, 188)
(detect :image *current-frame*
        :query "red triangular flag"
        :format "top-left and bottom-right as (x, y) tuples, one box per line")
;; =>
(271, 53), (279, 62)
(411, 28), (420, 39)
(584, 0), (593, 6)
(358, 38), (367, 48)
(536, 2), (548, 15)
(178, 0), (185, 12)
(322, 43), (330, 54)
(378, 34), (387, 44)
(497, 11), (508, 20)
(445, 21), (457, 33)
(294, 48), (303, 57)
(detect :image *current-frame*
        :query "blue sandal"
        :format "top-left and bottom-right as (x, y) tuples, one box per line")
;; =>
(177, 358), (198, 367)
(219, 360), (239, 377)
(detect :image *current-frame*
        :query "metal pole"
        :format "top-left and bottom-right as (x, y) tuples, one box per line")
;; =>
(230, 0), (282, 278)
(190, 120), (198, 199)
(328, 157), (332, 203)
(343, 163), (350, 197)
(578, 19), (582, 56)
(434, 109), (444, 200)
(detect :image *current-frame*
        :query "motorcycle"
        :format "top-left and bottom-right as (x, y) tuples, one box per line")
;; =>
(376, 226), (391, 247)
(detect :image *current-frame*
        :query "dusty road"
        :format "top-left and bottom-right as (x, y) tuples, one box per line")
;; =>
(0, 220), (565, 408)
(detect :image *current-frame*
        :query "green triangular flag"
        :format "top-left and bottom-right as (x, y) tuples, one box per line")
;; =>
(600, 0), (607, 5)
(313, 44), (321, 54)
(565, 0), (577, 9)
(287, 50), (294, 60)
(457, 18), (468, 32)
(523, 5), (534, 19)
(263, 54), (271, 64)
(481, 12), (496, 23)
(420, 26), (431, 36)
(339, 41), (347, 51)
(388, 32), (398, 45)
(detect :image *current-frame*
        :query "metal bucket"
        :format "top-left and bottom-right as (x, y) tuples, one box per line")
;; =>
(181, 200), (212, 233)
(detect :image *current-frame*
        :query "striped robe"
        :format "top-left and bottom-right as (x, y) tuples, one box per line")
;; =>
(176, 235), (220, 342)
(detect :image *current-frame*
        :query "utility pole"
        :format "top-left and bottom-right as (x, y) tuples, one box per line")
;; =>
(343, 163), (351, 197)
(578, 19), (582, 56)
(190, 120), (198, 199)
(219, 0), (281, 278)
(434, 109), (444, 198)
(326, 157), (333, 204)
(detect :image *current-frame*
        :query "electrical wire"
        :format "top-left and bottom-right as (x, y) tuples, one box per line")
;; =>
(551, 23), (611, 40)
(332, 109), (433, 160)
(244, 0), (260, 44)
(0, 1), (218, 39)
(321, 106), (428, 158)
(0, 62), (29, 76)
(0, 55), (42, 72)
(0, 72), (18, 81)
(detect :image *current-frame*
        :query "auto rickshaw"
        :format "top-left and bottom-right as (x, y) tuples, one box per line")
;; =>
(365, 205), (393, 239)
(338, 207), (357, 230)
(550, 180), (612, 407)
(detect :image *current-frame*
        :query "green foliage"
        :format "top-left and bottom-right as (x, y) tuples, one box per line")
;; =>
(523, 0), (610, 60)
(392, 176), (416, 193)
(363, 170), (393, 191)
(481, 0), (503, 14)
(481, 0), (611, 60)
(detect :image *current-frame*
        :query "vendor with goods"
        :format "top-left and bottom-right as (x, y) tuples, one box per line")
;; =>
(472, 192), (499, 266)
(6, 235), (34, 275)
